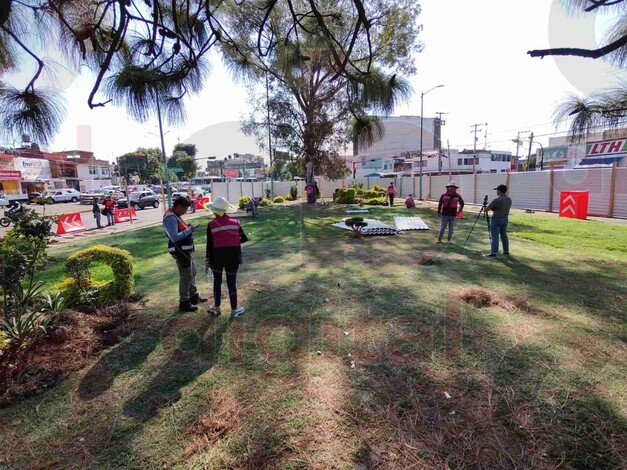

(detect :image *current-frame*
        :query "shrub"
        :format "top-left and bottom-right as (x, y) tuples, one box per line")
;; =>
(354, 197), (364, 204)
(346, 188), (356, 204)
(238, 196), (251, 210)
(283, 193), (295, 201)
(290, 184), (298, 200)
(372, 184), (386, 192)
(349, 182), (364, 189)
(333, 189), (347, 204)
(363, 197), (388, 206)
(64, 245), (134, 305)
(273, 197), (285, 203)
(260, 198), (270, 206)
(363, 189), (385, 199)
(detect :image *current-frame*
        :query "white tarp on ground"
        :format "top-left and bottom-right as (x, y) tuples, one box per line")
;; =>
(394, 216), (430, 231)
(331, 218), (400, 235)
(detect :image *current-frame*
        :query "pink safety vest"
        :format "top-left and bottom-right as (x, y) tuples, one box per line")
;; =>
(210, 215), (241, 248)
(387, 185), (395, 195)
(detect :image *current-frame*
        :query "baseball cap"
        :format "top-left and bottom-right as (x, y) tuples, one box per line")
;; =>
(494, 184), (508, 193)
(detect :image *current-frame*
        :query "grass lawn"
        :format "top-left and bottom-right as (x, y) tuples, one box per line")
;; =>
(1, 203), (626, 468)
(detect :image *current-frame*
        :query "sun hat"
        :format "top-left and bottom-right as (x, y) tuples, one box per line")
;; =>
(203, 196), (234, 215)
(445, 181), (459, 188)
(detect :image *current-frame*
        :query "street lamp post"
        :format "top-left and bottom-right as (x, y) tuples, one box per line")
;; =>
(265, 70), (274, 198)
(418, 84), (445, 200)
(156, 98), (172, 208)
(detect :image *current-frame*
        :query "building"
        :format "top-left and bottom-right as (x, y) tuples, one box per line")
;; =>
(205, 153), (265, 179)
(51, 150), (112, 192)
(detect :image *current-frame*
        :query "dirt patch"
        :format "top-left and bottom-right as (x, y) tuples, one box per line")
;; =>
(184, 388), (249, 458)
(0, 303), (140, 407)
(416, 253), (442, 265)
(459, 288), (545, 315)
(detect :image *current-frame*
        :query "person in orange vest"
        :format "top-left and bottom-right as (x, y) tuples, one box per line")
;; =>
(437, 181), (464, 243)
(204, 197), (248, 318)
(387, 181), (397, 206)
(103, 195), (116, 226)
(163, 197), (207, 312)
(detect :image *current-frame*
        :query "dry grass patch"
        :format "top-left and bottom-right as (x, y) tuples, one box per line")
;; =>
(459, 287), (545, 315)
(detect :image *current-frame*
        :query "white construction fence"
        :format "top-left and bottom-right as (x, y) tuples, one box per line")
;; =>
(209, 167), (627, 218)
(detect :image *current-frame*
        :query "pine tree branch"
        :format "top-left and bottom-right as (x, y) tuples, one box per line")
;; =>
(527, 33), (627, 59)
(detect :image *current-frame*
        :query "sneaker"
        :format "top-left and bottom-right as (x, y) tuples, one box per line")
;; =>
(436, 240), (443, 244)
(485, 253), (497, 258)
(231, 306), (246, 318)
(208, 305), (221, 316)
(503, 252), (510, 256)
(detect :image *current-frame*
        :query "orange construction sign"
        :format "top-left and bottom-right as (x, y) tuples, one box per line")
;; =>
(56, 213), (87, 235)
(559, 191), (589, 220)
(196, 196), (211, 210)
(114, 208), (138, 223)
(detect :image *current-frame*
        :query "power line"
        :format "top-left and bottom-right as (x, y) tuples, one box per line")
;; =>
(452, 120), (627, 149)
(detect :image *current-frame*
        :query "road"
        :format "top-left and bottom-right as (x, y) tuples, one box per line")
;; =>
(0, 201), (210, 241)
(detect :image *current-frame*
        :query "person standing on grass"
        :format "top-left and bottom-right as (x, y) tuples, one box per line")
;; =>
(486, 184), (512, 257)
(92, 197), (103, 229)
(204, 197), (248, 318)
(164, 197), (207, 312)
(387, 181), (397, 206)
(437, 181), (464, 244)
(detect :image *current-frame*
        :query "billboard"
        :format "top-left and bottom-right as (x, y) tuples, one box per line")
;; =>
(16, 157), (51, 180)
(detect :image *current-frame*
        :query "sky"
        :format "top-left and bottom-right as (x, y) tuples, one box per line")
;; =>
(3, 0), (625, 163)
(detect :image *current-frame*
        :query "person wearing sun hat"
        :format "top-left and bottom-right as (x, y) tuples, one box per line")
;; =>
(203, 197), (249, 318)
(437, 180), (465, 244)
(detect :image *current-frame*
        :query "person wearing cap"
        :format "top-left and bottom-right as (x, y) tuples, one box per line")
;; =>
(204, 197), (248, 318)
(437, 181), (465, 243)
(387, 181), (397, 206)
(164, 197), (207, 312)
(486, 184), (512, 257)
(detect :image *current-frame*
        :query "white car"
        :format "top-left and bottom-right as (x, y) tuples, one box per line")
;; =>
(42, 189), (81, 203)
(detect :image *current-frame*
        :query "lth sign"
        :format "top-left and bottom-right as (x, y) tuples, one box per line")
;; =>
(586, 139), (627, 156)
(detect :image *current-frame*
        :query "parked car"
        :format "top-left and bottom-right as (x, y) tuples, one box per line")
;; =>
(117, 191), (160, 210)
(41, 189), (81, 204)
(80, 188), (124, 204)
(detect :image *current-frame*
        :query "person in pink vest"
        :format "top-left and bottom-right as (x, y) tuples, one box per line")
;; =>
(204, 197), (248, 318)
(387, 181), (397, 206)
(437, 181), (465, 243)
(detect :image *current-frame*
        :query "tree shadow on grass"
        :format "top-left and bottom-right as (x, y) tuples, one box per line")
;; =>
(122, 313), (231, 423)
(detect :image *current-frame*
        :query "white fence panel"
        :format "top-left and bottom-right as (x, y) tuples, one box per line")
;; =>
(318, 179), (345, 199)
(456, 175), (475, 202)
(477, 174), (505, 204)
(398, 177), (414, 197)
(429, 175), (449, 200)
(613, 168), (627, 218)
(509, 172), (551, 211)
(552, 168), (612, 217)
(211, 182), (228, 200)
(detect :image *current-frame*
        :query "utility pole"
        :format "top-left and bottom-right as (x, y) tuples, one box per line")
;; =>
(512, 130), (530, 172)
(470, 123), (484, 174)
(435, 112), (448, 174)
(527, 132), (534, 171)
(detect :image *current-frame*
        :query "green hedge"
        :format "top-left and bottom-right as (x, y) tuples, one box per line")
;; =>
(363, 197), (388, 206)
(238, 196), (250, 210)
(62, 245), (134, 305)
(273, 196), (285, 203)
(334, 187), (385, 204)
(260, 198), (270, 206)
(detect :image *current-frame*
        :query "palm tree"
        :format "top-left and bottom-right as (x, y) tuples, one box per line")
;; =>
(224, 0), (419, 181)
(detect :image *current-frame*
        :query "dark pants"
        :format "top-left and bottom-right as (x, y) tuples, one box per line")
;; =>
(389, 194), (394, 206)
(211, 260), (239, 309)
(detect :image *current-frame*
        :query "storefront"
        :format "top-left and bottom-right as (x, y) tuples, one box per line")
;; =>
(15, 157), (51, 195)
(0, 154), (22, 195)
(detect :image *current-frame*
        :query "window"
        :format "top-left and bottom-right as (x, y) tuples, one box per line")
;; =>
(490, 169), (497, 173)
(89, 166), (97, 175)
(100, 167), (110, 176)
(458, 158), (463, 165)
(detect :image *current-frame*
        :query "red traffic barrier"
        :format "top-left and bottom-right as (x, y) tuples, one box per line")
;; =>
(56, 213), (86, 235)
(196, 196), (211, 210)
(114, 208), (138, 223)
(559, 191), (589, 220)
